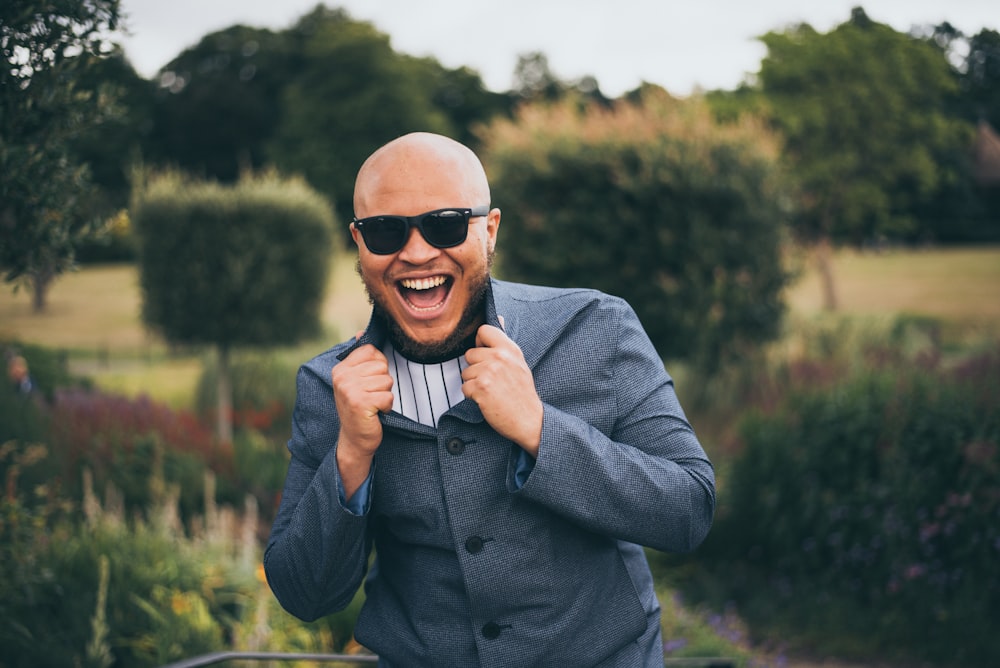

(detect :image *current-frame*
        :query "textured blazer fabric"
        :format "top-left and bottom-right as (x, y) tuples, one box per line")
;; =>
(264, 279), (716, 667)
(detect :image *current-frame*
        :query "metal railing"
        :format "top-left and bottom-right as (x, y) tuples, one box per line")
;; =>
(161, 653), (735, 668)
(160, 652), (378, 667)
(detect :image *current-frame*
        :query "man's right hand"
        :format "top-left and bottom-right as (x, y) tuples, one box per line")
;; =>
(332, 343), (394, 498)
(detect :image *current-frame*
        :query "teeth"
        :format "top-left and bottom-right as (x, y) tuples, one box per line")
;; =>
(400, 276), (447, 291)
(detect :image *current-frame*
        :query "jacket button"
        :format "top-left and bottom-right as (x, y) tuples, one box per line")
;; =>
(481, 622), (503, 639)
(465, 536), (484, 554)
(446, 437), (465, 455)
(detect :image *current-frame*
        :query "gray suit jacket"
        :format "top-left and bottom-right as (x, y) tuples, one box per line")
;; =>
(264, 279), (716, 667)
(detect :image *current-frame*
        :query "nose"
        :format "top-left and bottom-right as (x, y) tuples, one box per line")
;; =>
(396, 226), (441, 264)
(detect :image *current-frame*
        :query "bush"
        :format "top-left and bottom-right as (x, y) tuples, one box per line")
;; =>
(193, 352), (296, 523)
(0, 381), (45, 446)
(230, 429), (289, 530)
(0, 438), (370, 666)
(0, 442), (257, 668)
(131, 169), (337, 349)
(695, 345), (1000, 665)
(479, 88), (793, 370)
(2, 341), (85, 489)
(46, 388), (229, 520)
(194, 352), (296, 438)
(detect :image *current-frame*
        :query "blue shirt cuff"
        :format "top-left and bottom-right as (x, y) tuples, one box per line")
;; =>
(513, 448), (536, 489)
(338, 467), (374, 515)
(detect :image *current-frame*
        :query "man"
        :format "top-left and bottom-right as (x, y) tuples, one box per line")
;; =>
(264, 132), (715, 667)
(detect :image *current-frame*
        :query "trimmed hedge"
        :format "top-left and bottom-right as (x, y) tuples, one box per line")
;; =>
(131, 169), (336, 349)
(479, 89), (792, 371)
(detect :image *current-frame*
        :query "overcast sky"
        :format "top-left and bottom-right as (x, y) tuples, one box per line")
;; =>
(117, 0), (997, 97)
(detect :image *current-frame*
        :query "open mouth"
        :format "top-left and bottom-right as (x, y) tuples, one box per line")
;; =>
(398, 275), (452, 312)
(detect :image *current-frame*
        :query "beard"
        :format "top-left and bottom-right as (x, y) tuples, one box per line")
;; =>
(357, 251), (494, 363)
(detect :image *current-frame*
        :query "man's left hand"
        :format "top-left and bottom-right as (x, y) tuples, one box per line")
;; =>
(462, 323), (543, 456)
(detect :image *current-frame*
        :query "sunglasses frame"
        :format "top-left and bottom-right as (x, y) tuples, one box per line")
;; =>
(352, 206), (490, 255)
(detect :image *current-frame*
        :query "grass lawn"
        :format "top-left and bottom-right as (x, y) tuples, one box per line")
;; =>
(2, 245), (998, 407)
(785, 245), (1000, 324)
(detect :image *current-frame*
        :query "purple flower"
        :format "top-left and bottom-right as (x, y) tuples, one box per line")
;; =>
(663, 637), (688, 654)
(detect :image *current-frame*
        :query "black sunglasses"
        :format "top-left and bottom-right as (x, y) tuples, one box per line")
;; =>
(352, 206), (490, 255)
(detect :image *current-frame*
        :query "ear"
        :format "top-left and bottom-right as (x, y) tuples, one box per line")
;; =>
(486, 207), (500, 253)
(349, 222), (362, 248)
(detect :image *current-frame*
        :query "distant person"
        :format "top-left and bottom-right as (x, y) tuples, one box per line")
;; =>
(264, 132), (716, 666)
(6, 351), (33, 395)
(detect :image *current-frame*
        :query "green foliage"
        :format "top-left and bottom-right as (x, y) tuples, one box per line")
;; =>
(696, 344), (1000, 665)
(4, 340), (79, 398)
(480, 89), (792, 369)
(1, 339), (85, 448)
(141, 7), (511, 227)
(0, 373), (43, 446)
(757, 8), (974, 245)
(0, 436), (368, 667)
(75, 209), (137, 264)
(67, 50), (155, 217)
(194, 351), (296, 437)
(267, 7), (451, 223)
(0, 442), (255, 668)
(146, 25), (292, 183)
(0, 0), (124, 307)
(193, 352), (297, 521)
(658, 592), (754, 663)
(132, 169), (336, 348)
(228, 429), (290, 528)
(46, 388), (224, 519)
(960, 28), (1000, 131)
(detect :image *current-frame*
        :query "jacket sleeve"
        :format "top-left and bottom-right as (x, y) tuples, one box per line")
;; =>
(263, 364), (372, 622)
(514, 299), (716, 554)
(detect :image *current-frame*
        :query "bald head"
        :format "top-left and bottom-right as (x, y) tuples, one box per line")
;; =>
(353, 132), (491, 216)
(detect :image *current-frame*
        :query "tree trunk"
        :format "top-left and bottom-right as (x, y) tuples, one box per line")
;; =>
(216, 345), (233, 445)
(30, 268), (55, 313)
(815, 237), (839, 311)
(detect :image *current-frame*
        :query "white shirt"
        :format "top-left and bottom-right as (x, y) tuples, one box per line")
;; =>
(383, 342), (468, 427)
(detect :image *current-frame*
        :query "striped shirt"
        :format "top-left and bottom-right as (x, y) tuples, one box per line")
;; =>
(383, 342), (468, 427)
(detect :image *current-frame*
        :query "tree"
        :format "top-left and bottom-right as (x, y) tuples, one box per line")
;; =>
(144, 25), (293, 183)
(416, 60), (514, 151)
(512, 52), (564, 101)
(133, 7), (509, 228)
(266, 6), (510, 225)
(756, 8), (972, 309)
(903, 22), (1000, 244)
(479, 88), (792, 372)
(266, 7), (454, 225)
(0, 0), (123, 310)
(512, 51), (611, 107)
(69, 51), (156, 263)
(131, 170), (336, 443)
(961, 28), (1000, 130)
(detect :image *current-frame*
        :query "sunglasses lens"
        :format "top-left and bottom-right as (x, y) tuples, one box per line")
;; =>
(365, 217), (408, 254)
(422, 210), (468, 247)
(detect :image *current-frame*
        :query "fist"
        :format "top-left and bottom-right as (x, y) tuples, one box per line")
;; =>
(462, 324), (543, 455)
(332, 344), (394, 457)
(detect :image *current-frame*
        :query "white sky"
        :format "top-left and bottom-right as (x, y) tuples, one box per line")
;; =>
(117, 0), (997, 97)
